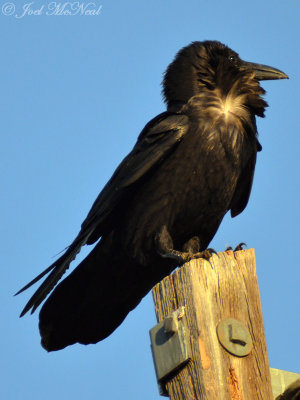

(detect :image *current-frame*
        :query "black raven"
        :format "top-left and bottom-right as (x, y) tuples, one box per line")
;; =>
(17, 41), (287, 351)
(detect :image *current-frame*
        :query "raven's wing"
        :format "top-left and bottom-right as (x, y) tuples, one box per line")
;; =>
(230, 149), (258, 218)
(17, 112), (190, 316)
(81, 112), (189, 242)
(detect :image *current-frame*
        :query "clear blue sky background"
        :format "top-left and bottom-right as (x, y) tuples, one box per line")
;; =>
(1, 1), (299, 399)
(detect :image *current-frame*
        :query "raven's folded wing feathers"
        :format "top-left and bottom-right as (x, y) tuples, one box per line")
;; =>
(16, 112), (190, 316)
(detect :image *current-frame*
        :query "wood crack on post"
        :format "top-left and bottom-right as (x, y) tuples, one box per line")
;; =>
(152, 249), (274, 399)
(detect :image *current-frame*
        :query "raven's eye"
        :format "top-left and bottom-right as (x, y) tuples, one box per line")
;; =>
(228, 55), (236, 62)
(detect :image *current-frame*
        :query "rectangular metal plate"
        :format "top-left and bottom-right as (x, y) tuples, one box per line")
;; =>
(150, 307), (191, 393)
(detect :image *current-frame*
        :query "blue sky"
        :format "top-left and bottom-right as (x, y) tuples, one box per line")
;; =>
(1, 0), (299, 398)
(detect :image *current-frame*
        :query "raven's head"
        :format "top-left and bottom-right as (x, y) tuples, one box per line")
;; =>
(163, 41), (288, 115)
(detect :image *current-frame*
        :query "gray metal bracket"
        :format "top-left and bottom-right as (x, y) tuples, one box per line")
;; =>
(149, 307), (191, 396)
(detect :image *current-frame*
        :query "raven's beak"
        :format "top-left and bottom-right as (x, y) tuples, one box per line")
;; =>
(240, 61), (289, 81)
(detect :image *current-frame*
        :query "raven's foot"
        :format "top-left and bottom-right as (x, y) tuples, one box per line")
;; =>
(156, 225), (216, 264)
(225, 242), (247, 252)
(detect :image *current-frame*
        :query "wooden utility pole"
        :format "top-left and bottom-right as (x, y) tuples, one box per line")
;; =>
(151, 249), (273, 399)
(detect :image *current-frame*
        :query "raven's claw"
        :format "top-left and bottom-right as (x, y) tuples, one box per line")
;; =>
(156, 225), (217, 264)
(226, 242), (247, 252)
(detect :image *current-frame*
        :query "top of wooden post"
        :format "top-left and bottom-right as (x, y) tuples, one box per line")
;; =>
(152, 249), (274, 400)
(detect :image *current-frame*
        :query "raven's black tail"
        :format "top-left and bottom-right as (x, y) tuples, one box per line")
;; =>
(39, 242), (162, 351)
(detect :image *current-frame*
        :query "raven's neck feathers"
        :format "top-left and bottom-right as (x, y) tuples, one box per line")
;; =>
(163, 41), (268, 118)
